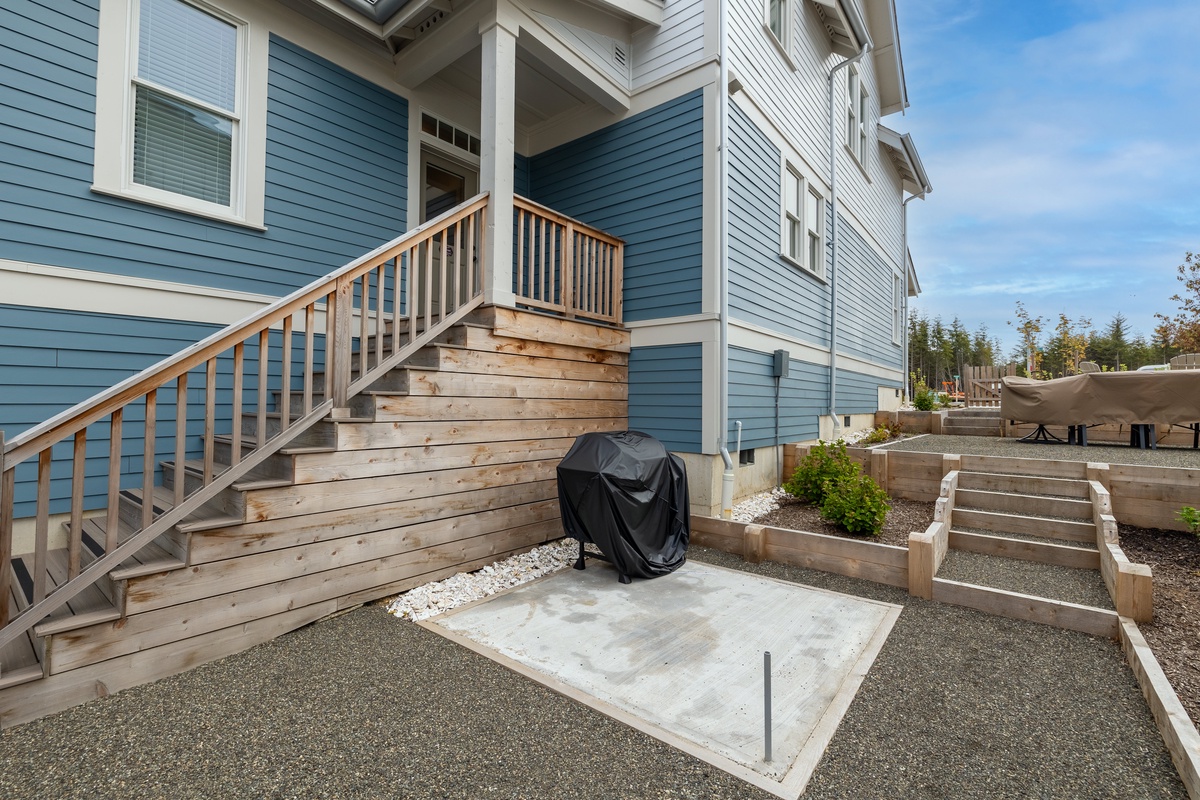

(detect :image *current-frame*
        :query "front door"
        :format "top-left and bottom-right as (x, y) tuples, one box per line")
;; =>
(417, 150), (479, 317)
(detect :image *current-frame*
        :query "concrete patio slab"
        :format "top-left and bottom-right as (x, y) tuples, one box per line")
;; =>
(422, 559), (901, 799)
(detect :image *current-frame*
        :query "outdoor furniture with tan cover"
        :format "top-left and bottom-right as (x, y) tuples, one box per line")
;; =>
(1078, 361), (1100, 373)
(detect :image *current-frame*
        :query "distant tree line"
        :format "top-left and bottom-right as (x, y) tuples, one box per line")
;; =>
(907, 314), (1003, 393)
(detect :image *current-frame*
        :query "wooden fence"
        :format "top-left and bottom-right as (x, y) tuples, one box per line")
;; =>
(965, 365), (1015, 407)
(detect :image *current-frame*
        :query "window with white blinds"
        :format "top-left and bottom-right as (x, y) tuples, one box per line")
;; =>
(130, 0), (241, 208)
(781, 161), (824, 278)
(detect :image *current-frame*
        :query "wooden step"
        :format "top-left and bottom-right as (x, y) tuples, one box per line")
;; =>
(956, 454), (1090, 480)
(3, 548), (123, 639)
(163, 459), (292, 497)
(79, 518), (186, 582)
(956, 472), (1090, 499)
(210, 440), (299, 482)
(940, 423), (1001, 437)
(948, 530), (1101, 570)
(237, 415), (346, 446)
(210, 434), (336, 459)
(0, 575), (42, 689)
(950, 508), (1096, 544)
(362, 368), (628, 402)
(370, 395), (628, 423)
(473, 305), (630, 352)
(443, 323), (629, 365)
(407, 344), (627, 383)
(118, 486), (242, 534)
(334, 415), (627, 451)
(954, 488), (1093, 520)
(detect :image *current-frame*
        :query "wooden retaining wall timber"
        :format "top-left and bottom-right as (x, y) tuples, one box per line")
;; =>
(1120, 620), (1200, 800)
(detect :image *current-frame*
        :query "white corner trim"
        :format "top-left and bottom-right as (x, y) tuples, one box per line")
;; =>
(0, 259), (277, 325)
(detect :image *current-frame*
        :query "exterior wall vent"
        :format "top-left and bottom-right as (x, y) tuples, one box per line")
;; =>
(613, 43), (627, 69)
(416, 10), (445, 35)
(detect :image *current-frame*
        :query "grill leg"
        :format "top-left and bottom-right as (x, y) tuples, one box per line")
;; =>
(574, 539), (586, 571)
(618, 572), (631, 585)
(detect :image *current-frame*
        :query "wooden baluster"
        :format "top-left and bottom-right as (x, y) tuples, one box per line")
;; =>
(423, 234), (434, 331)
(359, 272), (370, 377)
(142, 391), (156, 532)
(409, 247), (420, 343)
(375, 265), (385, 367)
(33, 449), (50, 605)
(438, 231), (448, 324)
(392, 254), (403, 352)
(280, 316), (292, 429)
(257, 330), (269, 448)
(304, 305), (315, 412)
(203, 359), (216, 484)
(69, 429), (86, 579)
(516, 209), (526, 301)
(106, 409), (122, 555)
(613, 241), (624, 324)
(0, 433), (11, 627)
(174, 372), (188, 508)
(467, 213), (478, 298)
(231, 343), (244, 466)
(453, 221), (463, 310)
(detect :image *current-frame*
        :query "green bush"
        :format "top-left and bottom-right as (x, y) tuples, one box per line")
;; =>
(860, 421), (903, 445)
(1178, 506), (1200, 536)
(783, 440), (858, 504)
(912, 380), (937, 411)
(819, 472), (891, 536)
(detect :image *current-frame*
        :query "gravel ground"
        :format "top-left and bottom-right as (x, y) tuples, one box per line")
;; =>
(0, 548), (1186, 799)
(880, 434), (1200, 469)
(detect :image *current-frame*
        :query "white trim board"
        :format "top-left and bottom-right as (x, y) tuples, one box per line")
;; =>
(729, 317), (902, 382)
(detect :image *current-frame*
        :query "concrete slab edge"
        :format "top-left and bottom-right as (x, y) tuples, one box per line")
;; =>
(1119, 618), (1200, 800)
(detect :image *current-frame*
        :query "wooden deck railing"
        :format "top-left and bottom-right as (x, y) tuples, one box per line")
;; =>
(514, 195), (623, 326)
(0, 193), (489, 651)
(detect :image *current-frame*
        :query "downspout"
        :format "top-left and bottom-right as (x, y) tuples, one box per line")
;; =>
(826, 42), (871, 440)
(717, 0), (735, 517)
(900, 192), (920, 400)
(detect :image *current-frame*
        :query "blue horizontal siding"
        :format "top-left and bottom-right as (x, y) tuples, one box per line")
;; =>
(728, 102), (831, 346)
(527, 91), (704, 322)
(836, 369), (899, 415)
(628, 344), (703, 452)
(728, 347), (827, 448)
(835, 221), (902, 369)
(0, 5), (409, 298)
(0, 305), (325, 519)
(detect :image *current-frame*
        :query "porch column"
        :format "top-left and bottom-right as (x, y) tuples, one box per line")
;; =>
(480, 16), (518, 308)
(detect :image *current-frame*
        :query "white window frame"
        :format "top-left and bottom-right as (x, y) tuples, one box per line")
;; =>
(92, 0), (269, 229)
(781, 161), (825, 278)
(764, 0), (796, 68)
(892, 271), (902, 344)
(846, 64), (869, 167)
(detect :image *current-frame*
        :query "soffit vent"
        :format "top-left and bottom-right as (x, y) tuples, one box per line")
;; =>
(613, 43), (627, 69)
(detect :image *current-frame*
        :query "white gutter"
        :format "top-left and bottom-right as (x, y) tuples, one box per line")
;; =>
(826, 40), (871, 440)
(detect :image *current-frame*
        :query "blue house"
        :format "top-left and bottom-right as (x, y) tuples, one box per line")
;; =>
(0, 0), (928, 723)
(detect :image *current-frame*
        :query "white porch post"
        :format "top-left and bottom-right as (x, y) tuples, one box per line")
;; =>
(479, 16), (518, 308)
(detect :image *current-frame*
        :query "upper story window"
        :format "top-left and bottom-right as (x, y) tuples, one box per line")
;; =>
(93, 0), (268, 228)
(782, 162), (824, 277)
(134, 0), (241, 207)
(765, 0), (794, 65)
(846, 64), (869, 166)
(892, 272), (902, 344)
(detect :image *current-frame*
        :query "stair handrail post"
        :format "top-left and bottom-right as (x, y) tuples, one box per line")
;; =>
(330, 276), (354, 414)
(563, 220), (576, 319)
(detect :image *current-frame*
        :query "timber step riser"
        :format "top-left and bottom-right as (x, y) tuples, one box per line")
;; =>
(950, 508), (1096, 544)
(956, 472), (1090, 498)
(954, 488), (1093, 520)
(1, 308), (630, 729)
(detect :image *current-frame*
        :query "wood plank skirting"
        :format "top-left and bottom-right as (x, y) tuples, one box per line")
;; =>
(0, 307), (629, 728)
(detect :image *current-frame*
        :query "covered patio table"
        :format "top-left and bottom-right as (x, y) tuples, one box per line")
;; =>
(1000, 372), (1200, 448)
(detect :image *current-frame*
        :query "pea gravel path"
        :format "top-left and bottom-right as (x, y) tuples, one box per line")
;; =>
(0, 547), (1185, 799)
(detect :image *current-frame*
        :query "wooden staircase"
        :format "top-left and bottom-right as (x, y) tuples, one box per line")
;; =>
(941, 408), (1003, 437)
(0, 306), (628, 727)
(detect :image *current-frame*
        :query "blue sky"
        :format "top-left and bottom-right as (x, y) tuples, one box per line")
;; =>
(895, 0), (1200, 357)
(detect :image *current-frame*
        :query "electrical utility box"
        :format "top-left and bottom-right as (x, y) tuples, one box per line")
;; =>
(772, 349), (790, 379)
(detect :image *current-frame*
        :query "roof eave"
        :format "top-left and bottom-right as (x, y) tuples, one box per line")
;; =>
(863, 0), (908, 116)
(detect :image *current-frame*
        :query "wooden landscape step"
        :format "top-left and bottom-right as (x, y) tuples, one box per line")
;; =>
(950, 508), (1097, 543)
(957, 454), (1090, 480)
(954, 488), (1093, 520)
(948, 530), (1101, 570)
(956, 471), (1090, 499)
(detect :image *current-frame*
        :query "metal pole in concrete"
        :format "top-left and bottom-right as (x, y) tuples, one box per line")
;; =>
(764, 651), (773, 762)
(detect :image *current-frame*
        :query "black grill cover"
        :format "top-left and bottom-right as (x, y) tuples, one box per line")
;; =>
(557, 431), (690, 580)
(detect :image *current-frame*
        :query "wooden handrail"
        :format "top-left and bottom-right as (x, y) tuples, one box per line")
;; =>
(0, 192), (489, 652)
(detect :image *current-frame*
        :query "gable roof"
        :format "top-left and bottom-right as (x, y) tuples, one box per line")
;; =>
(877, 124), (931, 197)
(863, 0), (907, 115)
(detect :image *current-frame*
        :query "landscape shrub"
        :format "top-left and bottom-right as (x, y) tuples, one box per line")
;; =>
(860, 421), (903, 445)
(783, 440), (857, 504)
(1178, 506), (1200, 537)
(819, 472), (891, 536)
(912, 380), (937, 411)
